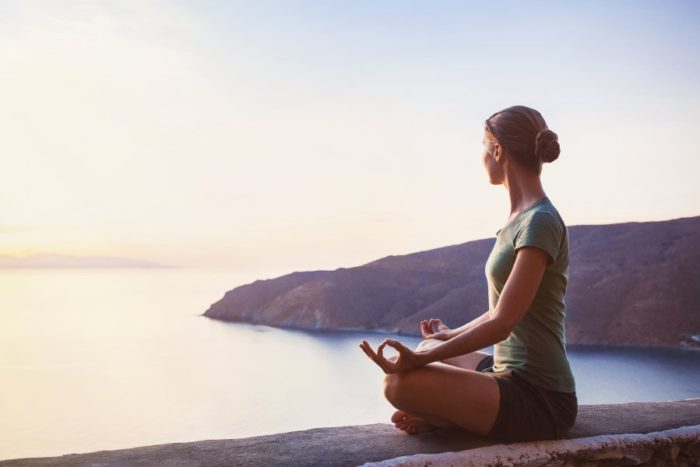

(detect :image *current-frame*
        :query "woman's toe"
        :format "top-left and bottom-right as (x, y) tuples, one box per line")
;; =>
(391, 410), (408, 423)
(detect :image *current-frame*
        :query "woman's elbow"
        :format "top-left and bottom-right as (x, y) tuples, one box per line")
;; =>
(490, 318), (514, 342)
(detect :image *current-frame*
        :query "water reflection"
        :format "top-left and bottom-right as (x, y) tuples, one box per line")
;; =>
(0, 268), (698, 461)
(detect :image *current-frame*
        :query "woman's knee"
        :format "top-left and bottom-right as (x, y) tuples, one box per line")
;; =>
(415, 338), (442, 352)
(383, 372), (398, 400)
(383, 370), (419, 403)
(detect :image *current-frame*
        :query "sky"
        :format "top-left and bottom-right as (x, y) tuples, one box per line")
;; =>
(0, 0), (699, 274)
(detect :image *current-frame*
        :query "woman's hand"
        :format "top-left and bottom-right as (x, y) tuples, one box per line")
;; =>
(359, 338), (423, 374)
(420, 318), (453, 340)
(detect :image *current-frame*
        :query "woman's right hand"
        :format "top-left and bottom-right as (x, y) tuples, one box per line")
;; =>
(420, 318), (453, 340)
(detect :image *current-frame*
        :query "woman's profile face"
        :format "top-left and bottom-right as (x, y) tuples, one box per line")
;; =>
(482, 130), (504, 185)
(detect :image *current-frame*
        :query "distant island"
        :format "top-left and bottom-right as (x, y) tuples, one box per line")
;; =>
(0, 253), (174, 269)
(203, 216), (700, 348)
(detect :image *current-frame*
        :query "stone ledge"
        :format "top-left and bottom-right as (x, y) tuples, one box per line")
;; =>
(1, 399), (699, 467)
(362, 424), (700, 467)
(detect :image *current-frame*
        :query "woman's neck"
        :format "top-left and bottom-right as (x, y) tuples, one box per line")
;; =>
(502, 166), (546, 217)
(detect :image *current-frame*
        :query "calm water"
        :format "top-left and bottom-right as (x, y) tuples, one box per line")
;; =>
(1, 268), (698, 461)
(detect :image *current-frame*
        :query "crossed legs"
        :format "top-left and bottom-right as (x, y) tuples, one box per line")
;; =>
(385, 338), (500, 436)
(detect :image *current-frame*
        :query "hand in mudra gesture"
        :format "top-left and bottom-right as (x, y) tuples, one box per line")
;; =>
(359, 338), (422, 374)
(420, 318), (452, 340)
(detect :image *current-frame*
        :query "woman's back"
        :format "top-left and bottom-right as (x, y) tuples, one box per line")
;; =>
(485, 196), (576, 393)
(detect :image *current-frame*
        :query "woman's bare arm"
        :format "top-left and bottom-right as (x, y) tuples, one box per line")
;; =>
(416, 246), (549, 364)
(444, 310), (491, 340)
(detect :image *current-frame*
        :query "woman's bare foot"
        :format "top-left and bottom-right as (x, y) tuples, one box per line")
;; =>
(391, 410), (438, 435)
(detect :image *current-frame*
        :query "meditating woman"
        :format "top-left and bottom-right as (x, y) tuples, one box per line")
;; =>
(359, 105), (577, 442)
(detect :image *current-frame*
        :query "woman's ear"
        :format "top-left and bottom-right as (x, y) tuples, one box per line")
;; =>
(493, 144), (502, 162)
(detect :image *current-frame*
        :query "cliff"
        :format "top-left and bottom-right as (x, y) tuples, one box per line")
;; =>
(203, 215), (700, 347)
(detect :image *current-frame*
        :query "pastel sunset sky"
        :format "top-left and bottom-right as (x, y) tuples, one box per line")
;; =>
(1, 0), (698, 274)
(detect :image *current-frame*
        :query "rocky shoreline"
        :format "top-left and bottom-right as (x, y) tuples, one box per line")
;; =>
(203, 317), (700, 351)
(204, 216), (700, 349)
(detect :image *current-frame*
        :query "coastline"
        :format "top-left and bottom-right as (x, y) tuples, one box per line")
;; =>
(201, 316), (700, 351)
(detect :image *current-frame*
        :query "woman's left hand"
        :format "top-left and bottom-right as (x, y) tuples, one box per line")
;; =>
(359, 338), (423, 374)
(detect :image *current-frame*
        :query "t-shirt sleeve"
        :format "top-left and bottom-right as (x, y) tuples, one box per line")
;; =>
(514, 212), (562, 265)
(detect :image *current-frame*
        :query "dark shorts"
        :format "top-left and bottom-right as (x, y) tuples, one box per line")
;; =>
(476, 354), (578, 442)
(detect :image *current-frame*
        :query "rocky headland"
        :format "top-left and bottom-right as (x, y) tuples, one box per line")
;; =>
(203, 215), (700, 348)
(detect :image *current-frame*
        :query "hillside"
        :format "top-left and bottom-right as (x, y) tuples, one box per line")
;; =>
(203, 216), (700, 347)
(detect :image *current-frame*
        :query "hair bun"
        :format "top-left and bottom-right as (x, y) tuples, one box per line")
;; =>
(535, 129), (560, 163)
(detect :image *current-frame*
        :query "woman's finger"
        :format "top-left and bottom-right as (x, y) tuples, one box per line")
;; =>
(377, 340), (388, 360)
(379, 339), (400, 353)
(381, 339), (406, 357)
(359, 341), (375, 360)
(360, 342), (374, 360)
(377, 341), (399, 372)
(362, 341), (392, 373)
(360, 341), (381, 362)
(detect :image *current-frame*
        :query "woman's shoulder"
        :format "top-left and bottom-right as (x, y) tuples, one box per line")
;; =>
(498, 197), (567, 242)
(521, 198), (566, 231)
(513, 199), (567, 262)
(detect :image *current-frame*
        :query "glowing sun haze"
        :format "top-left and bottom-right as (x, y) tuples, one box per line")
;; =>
(1, 0), (698, 274)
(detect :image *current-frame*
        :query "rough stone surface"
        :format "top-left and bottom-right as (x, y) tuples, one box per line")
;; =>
(1, 399), (699, 467)
(361, 425), (700, 466)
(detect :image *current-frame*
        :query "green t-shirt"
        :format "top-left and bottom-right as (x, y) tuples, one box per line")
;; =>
(484, 196), (576, 393)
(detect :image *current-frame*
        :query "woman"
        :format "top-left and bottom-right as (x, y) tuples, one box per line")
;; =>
(359, 105), (577, 443)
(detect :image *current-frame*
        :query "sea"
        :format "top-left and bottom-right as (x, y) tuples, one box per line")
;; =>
(1, 267), (698, 461)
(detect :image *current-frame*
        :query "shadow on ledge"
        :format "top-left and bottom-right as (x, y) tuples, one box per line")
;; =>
(2, 399), (699, 467)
